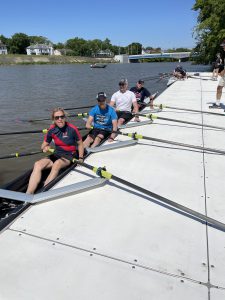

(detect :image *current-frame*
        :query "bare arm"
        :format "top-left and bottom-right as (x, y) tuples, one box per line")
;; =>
(133, 101), (139, 114)
(86, 116), (94, 129)
(41, 141), (50, 153)
(109, 100), (115, 108)
(77, 140), (84, 161)
(108, 119), (118, 141)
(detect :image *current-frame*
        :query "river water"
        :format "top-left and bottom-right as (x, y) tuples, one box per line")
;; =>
(0, 62), (210, 186)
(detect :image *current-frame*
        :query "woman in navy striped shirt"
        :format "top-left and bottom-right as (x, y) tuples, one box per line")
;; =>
(26, 108), (84, 194)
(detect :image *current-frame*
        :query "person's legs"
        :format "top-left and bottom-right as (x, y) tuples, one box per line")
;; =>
(91, 134), (104, 148)
(216, 76), (225, 106)
(118, 118), (125, 126)
(215, 68), (219, 79)
(26, 158), (53, 194)
(83, 135), (94, 148)
(44, 158), (70, 186)
(216, 86), (223, 105)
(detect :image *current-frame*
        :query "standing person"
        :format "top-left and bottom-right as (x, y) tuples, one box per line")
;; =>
(212, 53), (222, 80)
(26, 108), (84, 194)
(211, 40), (225, 108)
(83, 92), (118, 148)
(130, 79), (154, 109)
(110, 78), (139, 125)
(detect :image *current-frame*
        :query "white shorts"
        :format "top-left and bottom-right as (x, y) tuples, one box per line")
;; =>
(218, 75), (225, 87)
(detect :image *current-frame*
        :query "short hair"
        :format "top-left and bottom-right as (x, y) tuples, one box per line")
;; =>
(51, 107), (67, 120)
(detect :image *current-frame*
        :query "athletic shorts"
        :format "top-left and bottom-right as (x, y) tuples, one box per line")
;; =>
(137, 101), (147, 110)
(218, 75), (225, 87)
(88, 128), (110, 140)
(48, 153), (76, 163)
(117, 111), (132, 122)
(214, 64), (219, 69)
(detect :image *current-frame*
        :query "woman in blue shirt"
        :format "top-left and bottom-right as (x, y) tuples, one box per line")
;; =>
(83, 92), (118, 148)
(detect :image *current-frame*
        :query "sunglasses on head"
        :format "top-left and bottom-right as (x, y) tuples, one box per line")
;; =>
(54, 115), (65, 120)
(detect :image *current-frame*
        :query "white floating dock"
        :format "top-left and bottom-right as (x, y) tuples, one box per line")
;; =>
(0, 73), (225, 299)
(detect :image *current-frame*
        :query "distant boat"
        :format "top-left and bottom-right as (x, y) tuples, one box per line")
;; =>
(90, 64), (107, 68)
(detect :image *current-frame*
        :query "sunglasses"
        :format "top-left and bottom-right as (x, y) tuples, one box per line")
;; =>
(54, 115), (65, 120)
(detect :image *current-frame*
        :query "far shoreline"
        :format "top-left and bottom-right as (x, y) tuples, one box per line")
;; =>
(0, 54), (116, 66)
(0, 54), (197, 66)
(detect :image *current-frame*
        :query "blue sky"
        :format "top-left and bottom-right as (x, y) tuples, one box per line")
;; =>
(0, 0), (197, 49)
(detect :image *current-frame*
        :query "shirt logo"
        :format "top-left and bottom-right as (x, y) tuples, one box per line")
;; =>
(62, 131), (68, 138)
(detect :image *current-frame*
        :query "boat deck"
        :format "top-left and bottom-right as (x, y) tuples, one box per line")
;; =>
(0, 73), (225, 299)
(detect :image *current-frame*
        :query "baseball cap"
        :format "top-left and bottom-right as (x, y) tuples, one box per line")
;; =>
(138, 79), (144, 84)
(96, 92), (107, 101)
(220, 40), (225, 46)
(119, 78), (128, 85)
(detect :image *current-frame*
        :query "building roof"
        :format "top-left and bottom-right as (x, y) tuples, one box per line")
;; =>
(27, 44), (53, 50)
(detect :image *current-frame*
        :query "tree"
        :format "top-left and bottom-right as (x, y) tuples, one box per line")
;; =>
(127, 42), (142, 55)
(54, 42), (65, 49)
(0, 34), (8, 44)
(29, 35), (51, 45)
(66, 37), (91, 56)
(102, 38), (111, 50)
(192, 0), (225, 63)
(9, 33), (30, 54)
(166, 47), (192, 53)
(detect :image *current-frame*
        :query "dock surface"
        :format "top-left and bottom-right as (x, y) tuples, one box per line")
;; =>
(0, 73), (225, 299)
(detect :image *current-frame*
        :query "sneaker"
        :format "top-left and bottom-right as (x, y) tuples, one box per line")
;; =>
(134, 116), (140, 122)
(209, 103), (221, 109)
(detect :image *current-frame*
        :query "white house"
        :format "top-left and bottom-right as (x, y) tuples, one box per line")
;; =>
(54, 49), (62, 56)
(0, 40), (7, 55)
(94, 49), (114, 58)
(26, 44), (54, 55)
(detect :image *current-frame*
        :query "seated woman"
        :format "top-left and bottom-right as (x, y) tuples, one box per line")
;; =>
(83, 92), (118, 148)
(26, 107), (84, 194)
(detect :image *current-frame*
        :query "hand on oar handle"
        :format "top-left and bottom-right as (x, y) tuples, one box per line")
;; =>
(42, 145), (50, 153)
(42, 146), (54, 153)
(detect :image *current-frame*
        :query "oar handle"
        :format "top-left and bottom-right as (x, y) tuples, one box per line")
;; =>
(0, 129), (48, 136)
(0, 148), (55, 160)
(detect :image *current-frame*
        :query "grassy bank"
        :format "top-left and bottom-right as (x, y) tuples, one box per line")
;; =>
(0, 54), (116, 65)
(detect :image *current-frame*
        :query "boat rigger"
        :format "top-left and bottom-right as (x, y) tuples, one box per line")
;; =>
(0, 72), (225, 299)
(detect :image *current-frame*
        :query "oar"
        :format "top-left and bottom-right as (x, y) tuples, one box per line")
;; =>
(45, 105), (93, 112)
(98, 128), (225, 156)
(0, 126), (88, 136)
(0, 148), (54, 160)
(27, 112), (90, 123)
(188, 76), (212, 81)
(71, 159), (225, 232)
(137, 113), (225, 131)
(0, 129), (48, 136)
(153, 104), (225, 117)
(159, 72), (173, 76)
(64, 105), (93, 111)
(139, 74), (162, 81)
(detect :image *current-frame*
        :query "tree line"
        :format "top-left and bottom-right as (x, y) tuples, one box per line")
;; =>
(0, 33), (191, 57)
(192, 0), (225, 63)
